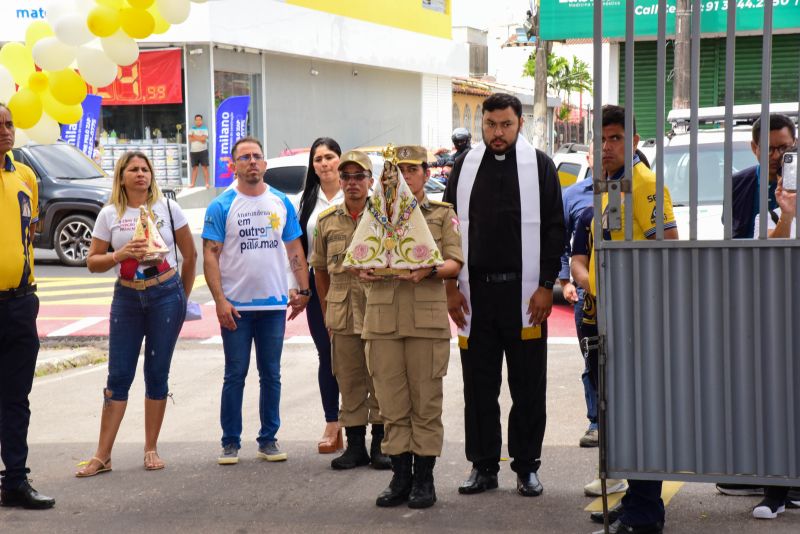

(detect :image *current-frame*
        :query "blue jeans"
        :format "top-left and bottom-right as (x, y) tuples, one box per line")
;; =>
(220, 310), (285, 448)
(621, 480), (665, 526)
(107, 276), (186, 401)
(574, 287), (598, 430)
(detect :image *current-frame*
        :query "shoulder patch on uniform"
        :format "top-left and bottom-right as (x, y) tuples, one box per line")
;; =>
(428, 199), (453, 208)
(318, 206), (338, 219)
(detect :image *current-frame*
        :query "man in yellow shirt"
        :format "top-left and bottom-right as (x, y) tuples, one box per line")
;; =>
(572, 105), (677, 534)
(0, 104), (55, 510)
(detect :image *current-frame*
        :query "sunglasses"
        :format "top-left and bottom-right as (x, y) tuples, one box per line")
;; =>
(340, 171), (370, 182)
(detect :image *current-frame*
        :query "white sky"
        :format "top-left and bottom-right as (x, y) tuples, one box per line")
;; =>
(452, 0), (534, 30)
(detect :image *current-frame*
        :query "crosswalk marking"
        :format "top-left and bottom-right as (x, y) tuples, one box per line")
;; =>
(42, 296), (114, 305)
(35, 276), (208, 305)
(47, 317), (106, 337)
(38, 286), (118, 298)
(584, 481), (684, 512)
(37, 278), (115, 289)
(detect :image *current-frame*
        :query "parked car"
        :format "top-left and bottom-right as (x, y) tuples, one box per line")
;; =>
(12, 142), (113, 267)
(648, 105), (797, 239)
(262, 152), (385, 205)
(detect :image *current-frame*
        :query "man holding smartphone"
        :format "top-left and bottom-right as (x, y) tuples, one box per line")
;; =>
(731, 114), (796, 240)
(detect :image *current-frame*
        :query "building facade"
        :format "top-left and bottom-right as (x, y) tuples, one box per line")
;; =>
(7, 0), (468, 182)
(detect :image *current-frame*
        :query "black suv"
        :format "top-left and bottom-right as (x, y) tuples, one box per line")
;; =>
(12, 143), (111, 267)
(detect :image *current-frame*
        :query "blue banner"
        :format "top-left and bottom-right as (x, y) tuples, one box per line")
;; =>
(214, 95), (250, 187)
(60, 95), (102, 158)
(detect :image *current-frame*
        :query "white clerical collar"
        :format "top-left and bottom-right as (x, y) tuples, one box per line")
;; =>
(494, 153), (506, 161)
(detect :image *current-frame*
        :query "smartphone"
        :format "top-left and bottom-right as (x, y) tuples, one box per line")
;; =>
(783, 151), (797, 192)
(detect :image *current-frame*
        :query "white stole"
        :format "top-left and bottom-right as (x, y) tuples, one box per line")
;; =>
(455, 135), (541, 346)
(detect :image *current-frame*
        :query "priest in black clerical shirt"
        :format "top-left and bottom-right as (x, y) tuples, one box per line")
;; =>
(444, 93), (564, 498)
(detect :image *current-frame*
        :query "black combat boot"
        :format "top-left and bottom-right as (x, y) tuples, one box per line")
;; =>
(369, 424), (391, 470)
(376, 453), (413, 507)
(408, 455), (437, 508)
(331, 425), (370, 470)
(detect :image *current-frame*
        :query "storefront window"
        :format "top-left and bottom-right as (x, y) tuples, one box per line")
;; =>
(463, 105), (472, 136)
(94, 48), (188, 186)
(214, 56), (264, 139)
(452, 103), (460, 129)
(422, 0), (446, 14)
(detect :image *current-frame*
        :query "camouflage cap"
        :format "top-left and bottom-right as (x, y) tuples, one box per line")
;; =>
(338, 150), (372, 172)
(395, 145), (427, 165)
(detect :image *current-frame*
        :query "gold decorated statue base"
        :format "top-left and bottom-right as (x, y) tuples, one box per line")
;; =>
(373, 268), (412, 277)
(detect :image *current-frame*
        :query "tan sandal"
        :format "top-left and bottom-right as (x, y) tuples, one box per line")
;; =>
(75, 457), (112, 478)
(144, 450), (165, 471)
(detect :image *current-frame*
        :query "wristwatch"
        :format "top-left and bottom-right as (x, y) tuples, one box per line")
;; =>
(297, 288), (311, 296)
(539, 279), (554, 290)
(426, 266), (439, 279)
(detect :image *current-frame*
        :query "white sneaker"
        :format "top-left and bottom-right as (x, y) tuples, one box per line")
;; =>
(584, 478), (628, 496)
(752, 498), (785, 519)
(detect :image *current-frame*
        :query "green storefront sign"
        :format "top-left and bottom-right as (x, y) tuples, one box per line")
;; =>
(540, 0), (800, 40)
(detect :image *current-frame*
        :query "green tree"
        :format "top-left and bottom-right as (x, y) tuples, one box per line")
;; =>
(524, 53), (592, 121)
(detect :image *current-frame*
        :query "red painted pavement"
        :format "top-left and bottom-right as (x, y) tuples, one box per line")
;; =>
(38, 303), (577, 340)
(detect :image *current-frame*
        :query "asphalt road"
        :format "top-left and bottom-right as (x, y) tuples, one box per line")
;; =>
(4, 341), (798, 533)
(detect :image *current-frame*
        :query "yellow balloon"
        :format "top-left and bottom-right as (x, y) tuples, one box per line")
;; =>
(28, 72), (49, 93)
(96, 0), (125, 8)
(0, 42), (36, 87)
(147, 4), (171, 34)
(120, 8), (155, 39)
(87, 6), (121, 38)
(25, 21), (54, 51)
(41, 90), (83, 124)
(127, 0), (155, 8)
(8, 88), (43, 129)
(48, 69), (88, 106)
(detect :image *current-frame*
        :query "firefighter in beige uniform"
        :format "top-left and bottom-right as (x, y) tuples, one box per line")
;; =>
(358, 146), (463, 509)
(309, 150), (390, 471)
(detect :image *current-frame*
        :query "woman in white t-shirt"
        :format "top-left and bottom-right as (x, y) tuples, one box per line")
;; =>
(76, 151), (197, 477)
(295, 137), (345, 454)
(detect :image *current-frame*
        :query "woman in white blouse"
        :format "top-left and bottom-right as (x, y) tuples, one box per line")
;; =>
(296, 138), (344, 453)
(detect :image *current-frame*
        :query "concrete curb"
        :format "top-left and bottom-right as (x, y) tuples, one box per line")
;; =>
(35, 341), (109, 378)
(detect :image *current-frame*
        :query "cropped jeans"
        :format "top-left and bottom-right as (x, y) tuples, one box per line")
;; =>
(219, 310), (285, 448)
(107, 275), (186, 401)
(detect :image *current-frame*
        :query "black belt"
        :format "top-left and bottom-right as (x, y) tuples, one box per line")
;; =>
(471, 272), (522, 283)
(0, 284), (37, 300)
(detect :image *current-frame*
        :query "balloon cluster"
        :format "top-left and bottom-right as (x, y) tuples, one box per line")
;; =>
(0, 0), (207, 146)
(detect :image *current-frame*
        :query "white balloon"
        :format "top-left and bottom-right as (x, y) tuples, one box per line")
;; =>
(13, 128), (31, 148)
(25, 114), (61, 144)
(101, 30), (139, 67)
(0, 65), (15, 102)
(77, 47), (119, 88)
(157, 0), (191, 24)
(32, 37), (78, 72)
(73, 0), (95, 13)
(45, 1), (72, 24)
(53, 14), (94, 47)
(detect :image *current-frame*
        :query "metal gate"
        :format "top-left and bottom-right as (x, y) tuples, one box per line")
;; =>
(592, 0), (800, 494)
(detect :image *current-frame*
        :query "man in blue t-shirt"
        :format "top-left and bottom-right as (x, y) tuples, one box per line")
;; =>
(202, 136), (310, 465)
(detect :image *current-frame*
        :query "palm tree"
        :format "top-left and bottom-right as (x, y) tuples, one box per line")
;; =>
(523, 53), (592, 121)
